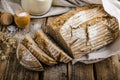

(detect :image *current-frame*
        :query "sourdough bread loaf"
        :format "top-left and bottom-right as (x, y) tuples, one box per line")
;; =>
(46, 4), (119, 58)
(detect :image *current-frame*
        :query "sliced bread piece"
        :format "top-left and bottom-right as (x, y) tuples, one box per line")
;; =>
(46, 4), (119, 58)
(34, 29), (72, 63)
(23, 34), (57, 65)
(17, 43), (44, 71)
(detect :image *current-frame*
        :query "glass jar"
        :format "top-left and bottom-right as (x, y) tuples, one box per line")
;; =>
(21, 0), (52, 15)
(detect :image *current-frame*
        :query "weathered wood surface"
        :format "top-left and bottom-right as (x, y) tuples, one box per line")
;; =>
(0, 16), (120, 80)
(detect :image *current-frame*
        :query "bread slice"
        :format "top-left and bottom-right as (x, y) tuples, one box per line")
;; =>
(22, 34), (57, 65)
(45, 4), (119, 58)
(34, 29), (72, 63)
(17, 43), (44, 71)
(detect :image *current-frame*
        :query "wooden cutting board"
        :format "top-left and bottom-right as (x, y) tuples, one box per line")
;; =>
(0, 16), (120, 80)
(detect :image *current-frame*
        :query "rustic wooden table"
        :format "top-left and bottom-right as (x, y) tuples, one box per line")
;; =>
(0, 16), (120, 80)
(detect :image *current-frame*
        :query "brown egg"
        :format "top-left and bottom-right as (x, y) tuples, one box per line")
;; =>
(14, 11), (30, 28)
(0, 12), (13, 26)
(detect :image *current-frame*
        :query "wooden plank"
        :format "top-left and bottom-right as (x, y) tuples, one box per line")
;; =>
(0, 58), (8, 80)
(42, 16), (57, 33)
(94, 53), (120, 80)
(68, 62), (94, 80)
(42, 64), (67, 80)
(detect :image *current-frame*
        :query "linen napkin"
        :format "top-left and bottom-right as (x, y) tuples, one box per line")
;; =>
(0, 0), (101, 18)
(53, 0), (102, 7)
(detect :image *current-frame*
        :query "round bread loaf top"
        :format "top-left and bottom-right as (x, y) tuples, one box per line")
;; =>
(48, 4), (119, 58)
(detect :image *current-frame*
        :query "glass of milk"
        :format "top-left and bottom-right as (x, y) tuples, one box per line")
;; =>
(21, 0), (53, 15)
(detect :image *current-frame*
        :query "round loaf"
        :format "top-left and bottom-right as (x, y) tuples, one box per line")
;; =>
(48, 4), (119, 58)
